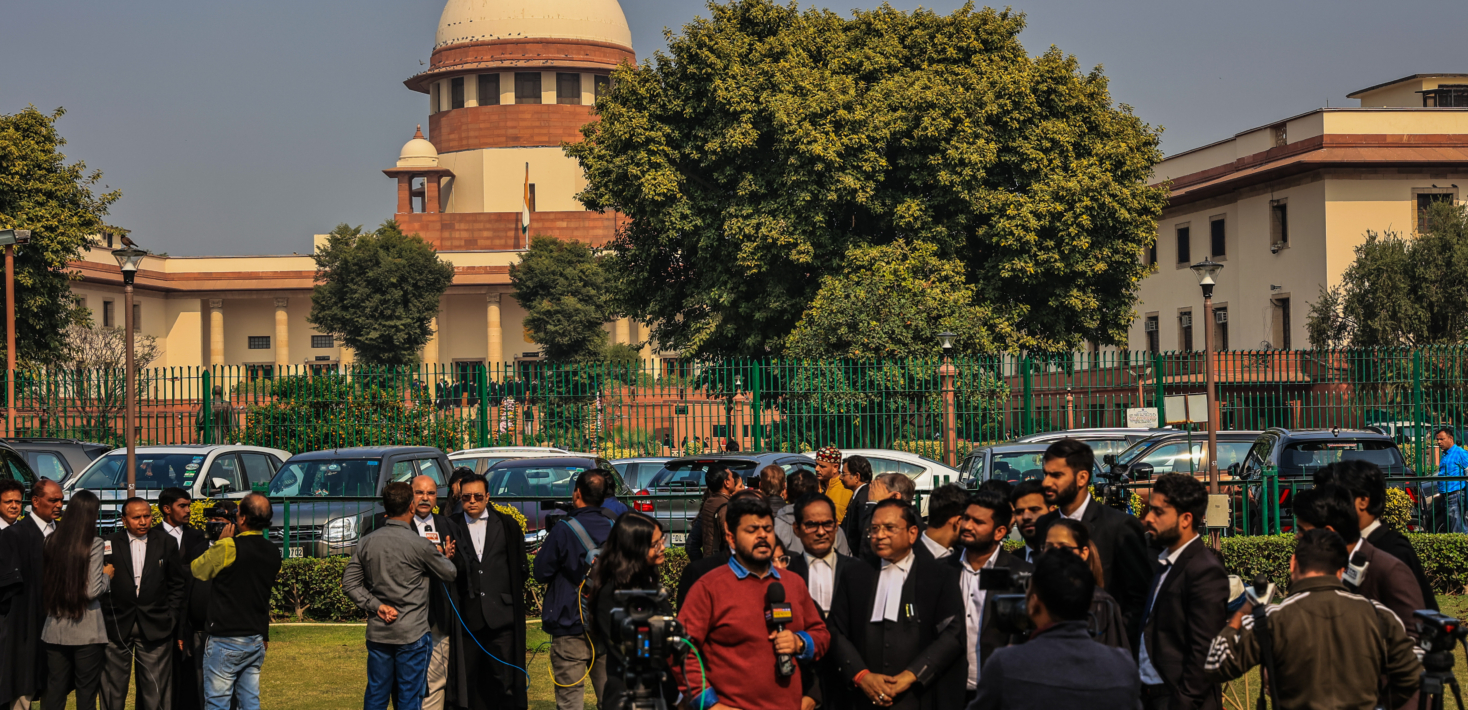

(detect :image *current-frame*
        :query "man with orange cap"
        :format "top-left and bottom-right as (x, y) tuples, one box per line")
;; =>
(815, 446), (853, 523)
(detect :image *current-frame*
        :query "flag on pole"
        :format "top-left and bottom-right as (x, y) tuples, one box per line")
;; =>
(521, 162), (531, 243)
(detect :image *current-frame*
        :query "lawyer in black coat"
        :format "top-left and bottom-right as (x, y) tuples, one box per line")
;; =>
(789, 542), (880, 710)
(0, 482), (64, 707)
(828, 501), (965, 710)
(169, 520), (211, 710)
(100, 523), (188, 710)
(443, 478), (528, 710)
(945, 547), (1032, 673)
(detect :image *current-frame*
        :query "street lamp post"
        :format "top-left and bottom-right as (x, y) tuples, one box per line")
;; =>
(1190, 257), (1224, 495)
(113, 245), (147, 497)
(937, 332), (958, 468)
(0, 229), (31, 439)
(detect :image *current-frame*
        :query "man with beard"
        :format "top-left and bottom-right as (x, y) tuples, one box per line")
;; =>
(1008, 480), (1048, 563)
(1034, 439), (1151, 648)
(814, 447), (853, 524)
(676, 496), (829, 710)
(0, 479), (64, 710)
(829, 500), (965, 710)
(946, 491), (1030, 705)
(1137, 474), (1228, 710)
(839, 456), (873, 557)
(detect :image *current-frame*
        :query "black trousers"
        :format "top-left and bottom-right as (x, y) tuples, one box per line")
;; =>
(462, 625), (515, 710)
(101, 630), (172, 710)
(172, 630), (205, 710)
(43, 642), (107, 710)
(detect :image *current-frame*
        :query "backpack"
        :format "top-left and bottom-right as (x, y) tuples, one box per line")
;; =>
(563, 516), (603, 567)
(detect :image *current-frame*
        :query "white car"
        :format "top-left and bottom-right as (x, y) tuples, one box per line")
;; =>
(65, 444), (293, 529)
(803, 448), (962, 515)
(448, 446), (596, 474)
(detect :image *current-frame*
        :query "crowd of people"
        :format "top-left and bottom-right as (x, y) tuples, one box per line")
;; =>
(0, 481), (281, 710)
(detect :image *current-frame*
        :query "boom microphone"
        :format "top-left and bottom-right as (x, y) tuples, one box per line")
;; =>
(765, 582), (795, 678)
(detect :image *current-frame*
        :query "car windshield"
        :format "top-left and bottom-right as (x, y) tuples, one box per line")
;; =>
(649, 461), (757, 489)
(74, 453), (202, 490)
(1279, 440), (1408, 476)
(1075, 438), (1132, 457)
(486, 464), (587, 497)
(988, 452), (1046, 482)
(268, 459), (380, 497)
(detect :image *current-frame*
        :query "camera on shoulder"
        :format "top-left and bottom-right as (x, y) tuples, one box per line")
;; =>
(205, 503), (235, 541)
(980, 567), (1033, 635)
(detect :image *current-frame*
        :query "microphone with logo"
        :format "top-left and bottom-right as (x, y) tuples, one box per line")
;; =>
(765, 582), (795, 678)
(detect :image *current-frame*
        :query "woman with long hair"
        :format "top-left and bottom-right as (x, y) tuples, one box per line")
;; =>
(1045, 518), (1130, 652)
(589, 511), (671, 710)
(40, 489), (114, 710)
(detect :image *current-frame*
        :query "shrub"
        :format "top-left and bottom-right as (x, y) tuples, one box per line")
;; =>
(1382, 487), (1412, 534)
(272, 556), (363, 622)
(1219, 532), (1468, 595)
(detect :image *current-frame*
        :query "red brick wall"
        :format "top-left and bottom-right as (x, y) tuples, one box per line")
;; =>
(396, 210), (623, 250)
(429, 104), (597, 152)
(429, 39), (634, 72)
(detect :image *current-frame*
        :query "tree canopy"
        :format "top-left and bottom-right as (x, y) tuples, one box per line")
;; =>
(1307, 201), (1468, 348)
(568, 0), (1166, 357)
(307, 221), (454, 366)
(510, 235), (613, 362)
(0, 107), (121, 365)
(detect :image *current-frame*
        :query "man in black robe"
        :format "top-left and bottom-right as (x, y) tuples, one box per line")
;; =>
(0, 480), (64, 709)
(443, 474), (527, 710)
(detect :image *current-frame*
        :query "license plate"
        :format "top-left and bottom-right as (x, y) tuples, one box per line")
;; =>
(288, 546), (304, 559)
(671, 533), (686, 545)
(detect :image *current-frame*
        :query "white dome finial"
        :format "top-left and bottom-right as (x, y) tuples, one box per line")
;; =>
(397, 127), (439, 168)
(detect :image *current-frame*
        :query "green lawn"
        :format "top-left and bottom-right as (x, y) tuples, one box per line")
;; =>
(70, 597), (1468, 710)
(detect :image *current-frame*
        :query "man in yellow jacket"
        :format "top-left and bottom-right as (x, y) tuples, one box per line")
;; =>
(814, 446), (852, 523)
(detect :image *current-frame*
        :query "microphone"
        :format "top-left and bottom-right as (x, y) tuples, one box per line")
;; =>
(1245, 573), (1276, 606)
(1343, 550), (1370, 591)
(103, 539), (114, 566)
(765, 582), (795, 678)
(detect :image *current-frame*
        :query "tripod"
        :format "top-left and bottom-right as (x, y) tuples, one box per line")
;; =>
(614, 670), (670, 710)
(1419, 649), (1465, 710)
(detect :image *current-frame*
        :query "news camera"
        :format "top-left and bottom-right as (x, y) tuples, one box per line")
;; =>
(1094, 457), (1138, 512)
(980, 567), (1034, 636)
(1414, 610), (1467, 710)
(205, 502), (237, 541)
(609, 589), (688, 710)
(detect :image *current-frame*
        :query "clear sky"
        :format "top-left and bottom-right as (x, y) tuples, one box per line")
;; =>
(3, 0), (1464, 256)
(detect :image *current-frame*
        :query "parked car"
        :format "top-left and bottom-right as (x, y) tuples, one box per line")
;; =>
(0, 441), (40, 486)
(66, 444), (291, 532)
(1012, 428), (1175, 459)
(482, 455), (630, 549)
(265, 446), (451, 558)
(1104, 430), (1263, 483)
(1234, 428), (1414, 534)
(958, 444), (1057, 487)
(641, 453), (818, 546)
(3, 438), (111, 483)
(448, 446), (589, 474)
(611, 456), (674, 492)
(804, 448), (960, 515)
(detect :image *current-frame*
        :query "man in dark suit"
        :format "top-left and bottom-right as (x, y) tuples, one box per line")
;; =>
(787, 492), (879, 710)
(946, 491), (1031, 704)
(840, 455), (874, 557)
(0, 479), (63, 710)
(408, 474), (458, 710)
(1314, 461), (1437, 611)
(101, 497), (188, 710)
(156, 487), (211, 710)
(1034, 439), (1152, 647)
(444, 474), (528, 710)
(1137, 474), (1228, 710)
(968, 552), (1141, 710)
(828, 499), (965, 710)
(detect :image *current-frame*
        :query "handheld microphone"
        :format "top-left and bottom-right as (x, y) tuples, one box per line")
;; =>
(1246, 573), (1277, 606)
(765, 582), (795, 678)
(1343, 550), (1370, 591)
(103, 539), (114, 566)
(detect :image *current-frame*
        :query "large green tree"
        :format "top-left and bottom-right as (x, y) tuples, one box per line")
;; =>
(785, 240), (1007, 358)
(1307, 201), (1468, 348)
(307, 221), (454, 366)
(509, 235), (612, 362)
(0, 107), (121, 365)
(567, 0), (1166, 357)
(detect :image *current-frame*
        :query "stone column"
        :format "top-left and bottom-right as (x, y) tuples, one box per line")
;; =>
(397, 175), (413, 214)
(487, 292), (503, 382)
(208, 299), (224, 367)
(424, 316), (440, 369)
(640, 322), (655, 370)
(274, 298), (290, 371)
(425, 177), (440, 214)
(614, 318), (630, 346)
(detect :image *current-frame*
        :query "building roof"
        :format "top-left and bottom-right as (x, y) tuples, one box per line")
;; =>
(1347, 73), (1468, 98)
(435, 0), (633, 51)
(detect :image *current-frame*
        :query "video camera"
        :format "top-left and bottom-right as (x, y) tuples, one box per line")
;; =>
(609, 589), (688, 710)
(1417, 610), (1468, 656)
(980, 567), (1034, 636)
(204, 503), (236, 541)
(1414, 610), (1467, 710)
(1095, 456), (1137, 512)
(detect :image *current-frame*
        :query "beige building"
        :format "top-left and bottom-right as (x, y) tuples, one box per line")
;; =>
(1130, 74), (1468, 353)
(72, 0), (661, 373)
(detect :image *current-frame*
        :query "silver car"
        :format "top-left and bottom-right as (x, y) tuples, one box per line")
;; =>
(65, 444), (292, 531)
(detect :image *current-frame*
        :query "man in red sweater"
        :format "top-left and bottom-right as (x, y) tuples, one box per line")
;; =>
(678, 496), (831, 710)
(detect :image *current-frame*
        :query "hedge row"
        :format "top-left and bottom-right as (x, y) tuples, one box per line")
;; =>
(270, 535), (1466, 622)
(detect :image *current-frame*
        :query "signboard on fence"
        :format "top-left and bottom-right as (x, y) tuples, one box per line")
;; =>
(1126, 408), (1159, 429)
(1164, 394), (1209, 424)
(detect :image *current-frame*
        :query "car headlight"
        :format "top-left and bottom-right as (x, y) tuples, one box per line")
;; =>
(323, 517), (359, 543)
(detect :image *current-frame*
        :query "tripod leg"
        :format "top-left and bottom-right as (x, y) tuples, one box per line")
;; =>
(1446, 674), (1464, 710)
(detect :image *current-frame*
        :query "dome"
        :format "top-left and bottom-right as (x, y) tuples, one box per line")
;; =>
(435, 0), (633, 50)
(397, 126), (439, 168)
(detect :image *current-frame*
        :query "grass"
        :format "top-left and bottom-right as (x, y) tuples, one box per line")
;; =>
(70, 595), (1468, 710)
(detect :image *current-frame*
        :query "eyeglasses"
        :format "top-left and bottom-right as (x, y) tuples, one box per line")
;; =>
(462, 493), (487, 502)
(800, 520), (837, 532)
(1044, 542), (1078, 553)
(774, 555), (791, 567)
(868, 523), (907, 536)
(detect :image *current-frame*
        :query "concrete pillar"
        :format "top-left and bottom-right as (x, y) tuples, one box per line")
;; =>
(487, 292), (503, 381)
(424, 316), (440, 369)
(397, 175), (413, 214)
(274, 298), (290, 371)
(208, 299), (224, 367)
(425, 177), (440, 214)
(640, 322), (655, 370)
(499, 72), (514, 106)
(541, 71), (557, 105)
(465, 73), (479, 107)
(613, 318), (630, 346)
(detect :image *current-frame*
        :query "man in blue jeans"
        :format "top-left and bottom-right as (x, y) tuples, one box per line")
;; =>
(344, 481), (459, 710)
(190, 493), (283, 710)
(1435, 427), (1468, 533)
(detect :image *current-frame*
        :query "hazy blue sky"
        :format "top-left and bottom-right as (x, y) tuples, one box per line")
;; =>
(4, 0), (1464, 256)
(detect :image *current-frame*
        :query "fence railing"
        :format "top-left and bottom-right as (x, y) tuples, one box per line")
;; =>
(9, 347), (1468, 470)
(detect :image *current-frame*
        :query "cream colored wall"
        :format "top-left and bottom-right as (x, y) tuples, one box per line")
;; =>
(1323, 110), (1468, 134)
(1153, 140), (1238, 183)
(1354, 79), (1434, 108)
(438, 146), (588, 214)
(219, 299), (277, 366)
(163, 298), (202, 368)
(440, 149), (485, 213)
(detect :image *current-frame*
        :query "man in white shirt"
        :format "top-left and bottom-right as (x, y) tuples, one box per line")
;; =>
(444, 474), (528, 710)
(786, 492), (877, 709)
(949, 490), (1031, 704)
(0, 479), (62, 709)
(101, 498), (186, 710)
(917, 484), (968, 561)
(0, 480), (22, 530)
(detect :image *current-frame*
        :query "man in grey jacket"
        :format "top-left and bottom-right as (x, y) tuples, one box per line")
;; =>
(343, 481), (458, 710)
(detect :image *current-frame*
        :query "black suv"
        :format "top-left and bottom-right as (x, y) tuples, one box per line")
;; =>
(1235, 428), (1414, 534)
(3, 438), (110, 483)
(0, 441), (38, 487)
(264, 446), (453, 558)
